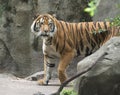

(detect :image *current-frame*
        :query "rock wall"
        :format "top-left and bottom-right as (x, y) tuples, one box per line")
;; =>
(0, 0), (34, 77)
(0, 0), (90, 77)
(93, 0), (120, 21)
(0, 0), (119, 77)
(0, 39), (17, 74)
(34, 0), (91, 21)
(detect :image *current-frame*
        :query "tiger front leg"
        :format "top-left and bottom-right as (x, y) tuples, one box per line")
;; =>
(58, 51), (75, 84)
(38, 55), (55, 85)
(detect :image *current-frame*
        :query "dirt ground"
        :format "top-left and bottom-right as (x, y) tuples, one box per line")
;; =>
(0, 74), (72, 95)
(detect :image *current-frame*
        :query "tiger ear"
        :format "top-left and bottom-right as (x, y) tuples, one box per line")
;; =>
(52, 14), (57, 18)
(47, 11), (57, 18)
(33, 13), (40, 20)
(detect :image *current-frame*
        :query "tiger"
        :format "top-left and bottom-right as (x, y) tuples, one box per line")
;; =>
(31, 14), (120, 85)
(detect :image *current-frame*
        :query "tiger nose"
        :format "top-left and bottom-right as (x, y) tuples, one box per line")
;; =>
(44, 25), (49, 32)
(44, 30), (48, 33)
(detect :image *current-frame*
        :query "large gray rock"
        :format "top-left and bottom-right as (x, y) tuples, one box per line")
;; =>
(93, 0), (120, 21)
(75, 37), (120, 95)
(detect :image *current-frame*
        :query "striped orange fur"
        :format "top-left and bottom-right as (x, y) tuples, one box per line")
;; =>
(31, 14), (120, 85)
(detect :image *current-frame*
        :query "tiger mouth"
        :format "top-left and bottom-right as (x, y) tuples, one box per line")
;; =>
(40, 34), (49, 37)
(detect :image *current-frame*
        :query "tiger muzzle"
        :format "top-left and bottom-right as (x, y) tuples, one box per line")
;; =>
(40, 30), (50, 37)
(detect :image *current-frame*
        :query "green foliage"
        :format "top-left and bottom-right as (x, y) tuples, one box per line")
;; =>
(60, 89), (77, 95)
(106, 15), (120, 26)
(116, 4), (120, 8)
(84, 0), (100, 17)
(110, 15), (120, 26)
(84, 1), (96, 17)
(0, 3), (8, 17)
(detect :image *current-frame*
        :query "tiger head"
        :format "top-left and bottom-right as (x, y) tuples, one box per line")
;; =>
(31, 14), (57, 38)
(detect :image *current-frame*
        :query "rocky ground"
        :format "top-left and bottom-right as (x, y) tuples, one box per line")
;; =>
(0, 73), (71, 95)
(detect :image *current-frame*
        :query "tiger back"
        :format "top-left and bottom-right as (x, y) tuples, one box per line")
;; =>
(53, 21), (119, 57)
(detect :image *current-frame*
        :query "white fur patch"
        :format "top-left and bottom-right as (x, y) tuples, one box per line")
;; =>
(48, 19), (52, 23)
(42, 39), (60, 57)
(40, 18), (44, 23)
(31, 21), (36, 33)
(31, 20), (42, 37)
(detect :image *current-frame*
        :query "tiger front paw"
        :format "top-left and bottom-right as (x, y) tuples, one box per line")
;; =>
(37, 79), (49, 85)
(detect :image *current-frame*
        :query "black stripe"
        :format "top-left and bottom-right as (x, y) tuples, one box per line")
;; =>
(76, 23), (78, 36)
(51, 24), (55, 32)
(66, 23), (74, 47)
(86, 29), (91, 43)
(101, 30), (108, 40)
(59, 21), (65, 31)
(85, 22), (91, 43)
(34, 23), (36, 31)
(104, 22), (107, 29)
(77, 24), (81, 38)
(46, 63), (55, 67)
(80, 23), (83, 35)
(80, 40), (84, 51)
(71, 24), (75, 40)
(96, 34), (101, 44)
(77, 49), (81, 56)
(46, 55), (55, 59)
(91, 41), (96, 50)
(69, 23), (73, 37)
(75, 23), (79, 48)
(85, 47), (90, 56)
(65, 22), (69, 31)
(92, 22), (97, 33)
(98, 23), (102, 29)
(92, 25), (96, 32)
(56, 42), (59, 51)
(79, 23), (84, 51)
(86, 22), (89, 31)
(60, 39), (66, 54)
(77, 24), (82, 55)
(94, 22), (97, 28)
(59, 21), (66, 54)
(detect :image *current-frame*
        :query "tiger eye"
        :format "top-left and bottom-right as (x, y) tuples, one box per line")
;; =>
(40, 22), (44, 25)
(49, 23), (53, 27)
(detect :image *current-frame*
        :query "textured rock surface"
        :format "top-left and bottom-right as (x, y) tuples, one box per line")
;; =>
(0, 0), (90, 77)
(74, 37), (120, 95)
(0, 0), (119, 78)
(0, 39), (18, 74)
(0, 0), (33, 77)
(35, 0), (91, 21)
(93, 0), (120, 21)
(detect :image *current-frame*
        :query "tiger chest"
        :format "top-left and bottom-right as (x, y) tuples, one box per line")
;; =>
(42, 40), (60, 59)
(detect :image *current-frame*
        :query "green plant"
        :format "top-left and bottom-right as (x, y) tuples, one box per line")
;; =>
(105, 15), (120, 26)
(84, 0), (100, 17)
(110, 15), (120, 26)
(60, 89), (77, 95)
